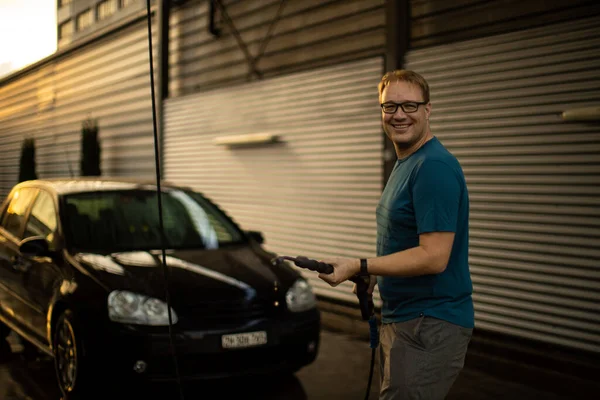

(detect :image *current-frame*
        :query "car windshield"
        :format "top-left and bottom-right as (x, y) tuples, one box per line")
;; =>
(62, 189), (246, 251)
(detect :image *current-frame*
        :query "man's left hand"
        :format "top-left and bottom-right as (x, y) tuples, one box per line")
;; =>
(318, 257), (360, 287)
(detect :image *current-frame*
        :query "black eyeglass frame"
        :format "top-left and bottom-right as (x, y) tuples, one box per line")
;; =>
(380, 101), (429, 114)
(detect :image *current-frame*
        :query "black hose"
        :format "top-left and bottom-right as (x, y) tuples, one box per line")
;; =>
(365, 347), (376, 400)
(145, 1), (185, 399)
(364, 313), (379, 399)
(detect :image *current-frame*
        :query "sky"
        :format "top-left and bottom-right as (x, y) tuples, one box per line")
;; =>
(0, 0), (57, 79)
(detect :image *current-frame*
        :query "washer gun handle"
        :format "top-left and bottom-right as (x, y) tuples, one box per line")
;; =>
(276, 256), (334, 274)
(275, 256), (373, 321)
(349, 274), (374, 321)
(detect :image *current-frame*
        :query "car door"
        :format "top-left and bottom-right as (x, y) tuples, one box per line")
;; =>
(20, 189), (64, 341)
(0, 187), (39, 330)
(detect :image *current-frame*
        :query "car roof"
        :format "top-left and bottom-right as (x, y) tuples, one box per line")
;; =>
(13, 177), (188, 196)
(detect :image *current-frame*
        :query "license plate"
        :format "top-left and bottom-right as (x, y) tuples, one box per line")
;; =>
(221, 331), (267, 349)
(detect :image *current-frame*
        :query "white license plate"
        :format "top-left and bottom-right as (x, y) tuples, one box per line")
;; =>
(221, 331), (267, 349)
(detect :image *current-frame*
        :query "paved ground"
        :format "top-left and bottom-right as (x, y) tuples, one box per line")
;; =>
(0, 329), (595, 400)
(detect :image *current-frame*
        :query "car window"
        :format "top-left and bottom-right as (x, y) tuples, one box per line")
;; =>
(62, 189), (246, 251)
(186, 192), (241, 243)
(24, 190), (57, 243)
(0, 188), (38, 238)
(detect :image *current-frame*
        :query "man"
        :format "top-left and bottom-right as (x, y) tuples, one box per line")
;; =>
(318, 70), (474, 399)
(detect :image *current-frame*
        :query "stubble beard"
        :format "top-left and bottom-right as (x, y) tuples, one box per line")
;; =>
(385, 123), (430, 158)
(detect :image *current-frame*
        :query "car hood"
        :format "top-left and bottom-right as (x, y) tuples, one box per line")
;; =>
(72, 245), (297, 308)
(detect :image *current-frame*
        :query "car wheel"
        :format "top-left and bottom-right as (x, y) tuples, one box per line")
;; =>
(0, 337), (12, 362)
(20, 338), (42, 362)
(0, 321), (10, 339)
(0, 322), (12, 362)
(53, 310), (91, 400)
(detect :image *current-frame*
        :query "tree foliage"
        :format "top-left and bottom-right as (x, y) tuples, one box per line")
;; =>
(80, 118), (101, 176)
(18, 137), (38, 182)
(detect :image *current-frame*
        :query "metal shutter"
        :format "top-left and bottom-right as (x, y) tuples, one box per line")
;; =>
(0, 21), (156, 200)
(406, 16), (600, 352)
(164, 57), (384, 306)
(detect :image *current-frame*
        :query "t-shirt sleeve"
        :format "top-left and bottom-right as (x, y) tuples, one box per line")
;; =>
(412, 160), (461, 234)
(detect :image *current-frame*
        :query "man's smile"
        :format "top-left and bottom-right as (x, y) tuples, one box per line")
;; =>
(390, 123), (411, 131)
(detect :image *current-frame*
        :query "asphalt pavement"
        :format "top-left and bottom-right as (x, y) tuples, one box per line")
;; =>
(0, 329), (595, 400)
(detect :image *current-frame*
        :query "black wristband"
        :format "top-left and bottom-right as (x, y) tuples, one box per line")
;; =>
(359, 258), (368, 276)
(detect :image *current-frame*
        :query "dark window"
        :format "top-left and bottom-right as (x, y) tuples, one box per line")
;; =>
(76, 9), (93, 31)
(97, 0), (118, 20)
(24, 190), (58, 243)
(58, 20), (73, 39)
(62, 189), (245, 251)
(1, 188), (38, 238)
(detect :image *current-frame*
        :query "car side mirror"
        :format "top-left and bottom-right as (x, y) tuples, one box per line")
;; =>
(246, 230), (264, 244)
(19, 236), (51, 257)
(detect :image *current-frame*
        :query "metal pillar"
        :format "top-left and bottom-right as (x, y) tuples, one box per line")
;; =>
(157, 0), (170, 176)
(383, 0), (410, 183)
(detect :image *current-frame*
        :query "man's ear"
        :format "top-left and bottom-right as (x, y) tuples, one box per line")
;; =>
(425, 102), (432, 120)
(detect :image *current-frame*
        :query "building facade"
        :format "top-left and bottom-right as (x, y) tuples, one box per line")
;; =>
(57, 0), (148, 48)
(0, 0), (599, 357)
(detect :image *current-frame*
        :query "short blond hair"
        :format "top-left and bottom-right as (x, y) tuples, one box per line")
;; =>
(378, 70), (430, 103)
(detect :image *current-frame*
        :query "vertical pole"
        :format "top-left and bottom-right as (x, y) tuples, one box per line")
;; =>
(383, 0), (410, 183)
(157, 0), (170, 177)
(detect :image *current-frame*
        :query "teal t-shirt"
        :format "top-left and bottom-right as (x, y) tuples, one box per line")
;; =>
(376, 137), (474, 328)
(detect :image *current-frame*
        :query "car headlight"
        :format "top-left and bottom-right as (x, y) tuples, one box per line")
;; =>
(108, 290), (178, 326)
(286, 279), (316, 312)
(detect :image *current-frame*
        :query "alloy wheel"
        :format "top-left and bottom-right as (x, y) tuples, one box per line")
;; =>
(55, 317), (78, 392)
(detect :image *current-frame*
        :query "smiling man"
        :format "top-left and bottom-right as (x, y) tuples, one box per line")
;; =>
(318, 70), (474, 400)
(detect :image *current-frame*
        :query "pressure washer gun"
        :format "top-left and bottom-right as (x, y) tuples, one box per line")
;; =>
(274, 255), (380, 399)
(273, 256), (378, 347)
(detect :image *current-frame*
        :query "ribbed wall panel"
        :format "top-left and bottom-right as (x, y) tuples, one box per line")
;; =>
(164, 57), (384, 306)
(0, 21), (157, 200)
(169, 0), (385, 96)
(410, 0), (600, 48)
(406, 16), (600, 353)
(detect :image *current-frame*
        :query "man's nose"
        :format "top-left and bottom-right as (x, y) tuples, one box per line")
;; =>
(391, 108), (408, 118)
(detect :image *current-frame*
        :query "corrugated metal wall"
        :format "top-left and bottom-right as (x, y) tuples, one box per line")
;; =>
(165, 0), (387, 305)
(410, 0), (600, 48)
(164, 57), (384, 305)
(0, 19), (157, 200)
(169, 0), (385, 96)
(405, 16), (600, 353)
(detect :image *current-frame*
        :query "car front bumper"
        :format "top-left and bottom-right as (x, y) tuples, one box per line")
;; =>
(99, 309), (321, 382)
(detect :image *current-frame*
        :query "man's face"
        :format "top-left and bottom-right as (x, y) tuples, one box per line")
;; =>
(381, 81), (431, 150)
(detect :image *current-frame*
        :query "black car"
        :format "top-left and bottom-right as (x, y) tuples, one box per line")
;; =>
(0, 178), (320, 399)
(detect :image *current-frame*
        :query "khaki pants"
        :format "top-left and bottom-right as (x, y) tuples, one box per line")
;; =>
(378, 316), (472, 400)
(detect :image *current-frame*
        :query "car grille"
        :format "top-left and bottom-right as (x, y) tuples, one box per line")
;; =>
(176, 299), (278, 330)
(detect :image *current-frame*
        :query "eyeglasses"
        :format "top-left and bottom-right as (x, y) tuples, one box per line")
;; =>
(381, 101), (428, 114)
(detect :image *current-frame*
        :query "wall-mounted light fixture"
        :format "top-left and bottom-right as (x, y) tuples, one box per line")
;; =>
(213, 133), (279, 147)
(561, 106), (600, 122)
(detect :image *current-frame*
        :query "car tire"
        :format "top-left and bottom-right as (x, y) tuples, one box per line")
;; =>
(0, 337), (12, 362)
(20, 338), (42, 362)
(52, 309), (93, 400)
(0, 321), (10, 339)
